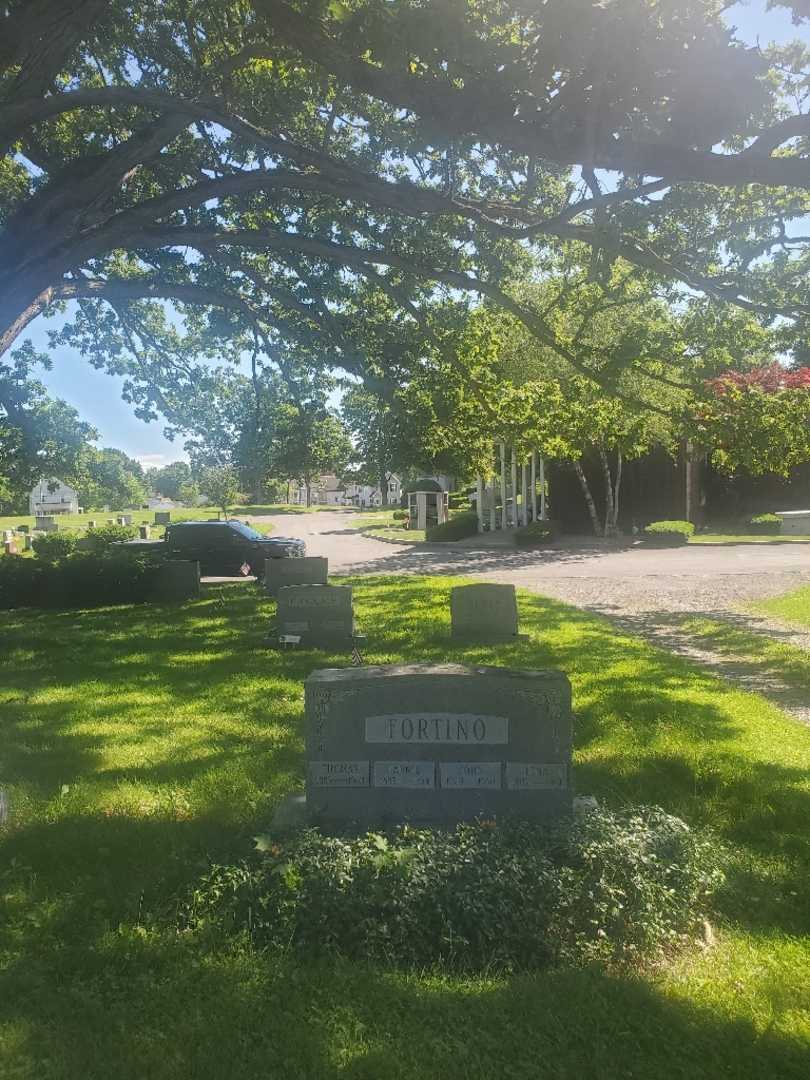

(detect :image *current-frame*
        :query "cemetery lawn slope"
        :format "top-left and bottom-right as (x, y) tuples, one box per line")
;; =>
(752, 584), (810, 629)
(1, 578), (809, 1079)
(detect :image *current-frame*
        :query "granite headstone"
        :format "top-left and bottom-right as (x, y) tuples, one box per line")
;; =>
(151, 560), (200, 600)
(276, 584), (355, 647)
(304, 663), (572, 826)
(450, 583), (519, 640)
(265, 556), (328, 596)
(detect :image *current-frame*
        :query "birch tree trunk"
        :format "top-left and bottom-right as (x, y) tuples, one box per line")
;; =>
(573, 460), (602, 536)
(598, 446), (617, 536)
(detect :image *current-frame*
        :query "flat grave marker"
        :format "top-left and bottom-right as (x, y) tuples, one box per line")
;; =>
(304, 662), (572, 826)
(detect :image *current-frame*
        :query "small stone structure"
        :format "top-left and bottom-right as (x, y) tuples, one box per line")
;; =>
(276, 584), (355, 647)
(407, 478), (448, 532)
(155, 511), (172, 526)
(450, 583), (519, 640)
(775, 510), (810, 535)
(151, 560), (200, 600)
(139, 525), (151, 540)
(35, 518), (58, 532)
(304, 663), (572, 827)
(4, 540), (17, 555)
(265, 556), (328, 597)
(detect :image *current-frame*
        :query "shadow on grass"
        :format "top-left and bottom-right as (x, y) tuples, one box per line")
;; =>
(0, 932), (808, 1080)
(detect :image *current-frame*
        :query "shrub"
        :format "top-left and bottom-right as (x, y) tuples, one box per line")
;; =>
(0, 555), (48, 608)
(514, 519), (559, 548)
(31, 532), (78, 562)
(748, 512), (781, 535)
(642, 520), (695, 546)
(84, 523), (138, 554)
(426, 511), (479, 542)
(186, 807), (723, 971)
(0, 551), (166, 609)
(391, 509), (409, 521)
(448, 491), (472, 510)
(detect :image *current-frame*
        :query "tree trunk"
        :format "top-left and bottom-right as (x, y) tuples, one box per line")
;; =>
(613, 449), (623, 530)
(305, 476), (312, 508)
(598, 446), (618, 536)
(573, 460), (601, 537)
(379, 465), (388, 507)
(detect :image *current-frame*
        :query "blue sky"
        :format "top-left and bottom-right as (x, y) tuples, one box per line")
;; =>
(21, 0), (809, 468)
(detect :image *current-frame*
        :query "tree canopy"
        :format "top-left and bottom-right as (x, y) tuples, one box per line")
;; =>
(2, 0), (810, 422)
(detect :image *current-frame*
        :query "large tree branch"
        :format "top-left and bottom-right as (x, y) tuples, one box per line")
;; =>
(256, 0), (810, 190)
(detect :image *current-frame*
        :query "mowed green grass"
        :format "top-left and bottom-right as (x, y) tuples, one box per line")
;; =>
(1, 577), (809, 1079)
(753, 584), (810, 629)
(0, 503), (310, 533)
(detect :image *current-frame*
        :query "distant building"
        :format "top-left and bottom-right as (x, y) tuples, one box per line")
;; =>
(345, 473), (402, 508)
(29, 479), (79, 516)
(290, 474), (345, 506)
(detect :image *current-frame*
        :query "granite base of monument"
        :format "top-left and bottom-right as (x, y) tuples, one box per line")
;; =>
(304, 663), (573, 827)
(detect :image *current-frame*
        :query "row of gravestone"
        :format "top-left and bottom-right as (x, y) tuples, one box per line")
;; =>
(266, 555), (519, 647)
(264, 556), (573, 830)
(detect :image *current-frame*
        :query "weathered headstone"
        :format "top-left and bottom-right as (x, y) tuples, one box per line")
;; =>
(151, 560), (200, 600)
(75, 537), (94, 551)
(776, 510), (810, 535)
(155, 511), (172, 526)
(2, 530), (13, 544)
(450, 583), (519, 640)
(304, 663), (572, 826)
(87, 519), (97, 529)
(17, 524), (29, 534)
(37, 519), (58, 533)
(276, 584), (355, 647)
(139, 525), (151, 540)
(23, 534), (32, 551)
(265, 556), (328, 596)
(4, 540), (18, 555)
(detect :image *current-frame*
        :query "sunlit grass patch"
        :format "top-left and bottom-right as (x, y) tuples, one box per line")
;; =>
(1, 576), (809, 1078)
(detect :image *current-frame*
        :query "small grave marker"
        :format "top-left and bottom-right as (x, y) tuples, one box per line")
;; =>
(264, 556), (328, 596)
(151, 560), (200, 600)
(450, 583), (519, 640)
(276, 584), (356, 648)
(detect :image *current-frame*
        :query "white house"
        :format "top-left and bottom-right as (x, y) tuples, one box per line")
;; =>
(29, 478), (79, 516)
(290, 474), (345, 506)
(345, 473), (402, 508)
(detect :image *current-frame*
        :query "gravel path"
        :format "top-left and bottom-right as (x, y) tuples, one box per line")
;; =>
(252, 510), (810, 722)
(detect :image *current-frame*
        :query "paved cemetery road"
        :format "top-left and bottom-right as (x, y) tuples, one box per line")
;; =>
(253, 509), (810, 614)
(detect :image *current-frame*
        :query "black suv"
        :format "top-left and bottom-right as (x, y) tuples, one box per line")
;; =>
(160, 520), (305, 577)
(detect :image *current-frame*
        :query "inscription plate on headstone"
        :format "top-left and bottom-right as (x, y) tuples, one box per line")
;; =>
(505, 763), (568, 789)
(309, 761), (369, 787)
(305, 663), (572, 826)
(373, 761), (435, 788)
(440, 762), (501, 789)
(365, 713), (509, 744)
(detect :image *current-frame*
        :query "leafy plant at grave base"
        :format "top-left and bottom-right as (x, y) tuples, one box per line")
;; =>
(642, 520), (696, 546)
(185, 808), (723, 971)
(391, 509), (409, 521)
(513, 520), (559, 548)
(31, 531), (78, 561)
(84, 523), (138, 554)
(748, 513), (782, 535)
(425, 512), (479, 542)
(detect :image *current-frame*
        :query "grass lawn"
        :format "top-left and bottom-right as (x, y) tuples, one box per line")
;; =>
(0, 504), (310, 534)
(355, 508), (425, 542)
(1, 578), (809, 1078)
(753, 584), (810, 629)
(690, 533), (810, 544)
